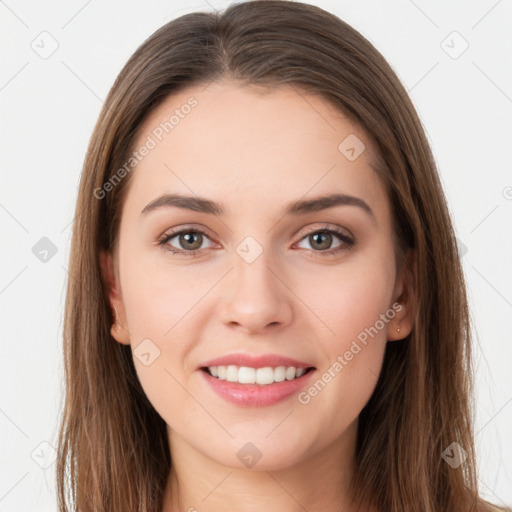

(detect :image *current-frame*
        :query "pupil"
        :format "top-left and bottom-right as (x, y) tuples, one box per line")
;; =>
(181, 232), (201, 250)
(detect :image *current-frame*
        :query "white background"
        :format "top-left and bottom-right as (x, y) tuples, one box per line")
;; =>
(0, 1), (511, 510)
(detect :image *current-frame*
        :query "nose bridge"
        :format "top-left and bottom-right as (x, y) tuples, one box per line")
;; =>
(235, 239), (277, 294)
(218, 233), (292, 332)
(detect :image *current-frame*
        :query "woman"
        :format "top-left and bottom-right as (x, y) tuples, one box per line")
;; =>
(56, 1), (509, 511)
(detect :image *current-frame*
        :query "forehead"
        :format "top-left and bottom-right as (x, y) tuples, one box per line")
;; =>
(126, 78), (388, 218)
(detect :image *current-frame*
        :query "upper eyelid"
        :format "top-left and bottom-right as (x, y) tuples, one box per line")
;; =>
(298, 224), (353, 239)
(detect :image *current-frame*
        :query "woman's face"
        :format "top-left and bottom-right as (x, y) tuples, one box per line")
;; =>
(102, 78), (414, 471)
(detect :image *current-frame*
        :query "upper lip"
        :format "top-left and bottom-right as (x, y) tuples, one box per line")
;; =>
(199, 353), (315, 370)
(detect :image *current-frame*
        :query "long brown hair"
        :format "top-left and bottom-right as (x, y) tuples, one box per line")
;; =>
(56, 1), (507, 511)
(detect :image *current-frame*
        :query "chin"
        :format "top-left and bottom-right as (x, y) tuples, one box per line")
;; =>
(210, 437), (312, 472)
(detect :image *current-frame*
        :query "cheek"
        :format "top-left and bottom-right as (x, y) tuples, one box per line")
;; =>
(297, 253), (395, 346)
(120, 246), (206, 340)
(295, 251), (394, 420)
(120, 253), (199, 424)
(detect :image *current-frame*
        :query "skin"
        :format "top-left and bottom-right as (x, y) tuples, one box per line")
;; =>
(101, 78), (415, 512)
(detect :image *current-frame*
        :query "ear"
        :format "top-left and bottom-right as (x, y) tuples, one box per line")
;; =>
(100, 250), (130, 345)
(387, 248), (416, 341)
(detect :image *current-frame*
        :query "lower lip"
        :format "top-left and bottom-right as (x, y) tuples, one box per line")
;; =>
(200, 368), (316, 407)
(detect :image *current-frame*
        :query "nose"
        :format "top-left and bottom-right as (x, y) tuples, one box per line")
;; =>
(218, 249), (293, 335)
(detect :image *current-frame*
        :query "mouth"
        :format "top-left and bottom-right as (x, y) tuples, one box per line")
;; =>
(200, 365), (316, 386)
(199, 364), (317, 407)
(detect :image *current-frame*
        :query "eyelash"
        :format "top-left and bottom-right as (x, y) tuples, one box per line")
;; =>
(157, 225), (355, 258)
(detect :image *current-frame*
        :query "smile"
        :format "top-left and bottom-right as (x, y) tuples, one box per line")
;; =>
(200, 366), (316, 407)
(204, 365), (312, 385)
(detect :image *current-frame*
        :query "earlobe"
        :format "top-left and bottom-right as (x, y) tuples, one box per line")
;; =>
(387, 301), (414, 341)
(388, 249), (416, 341)
(110, 319), (131, 345)
(100, 250), (131, 345)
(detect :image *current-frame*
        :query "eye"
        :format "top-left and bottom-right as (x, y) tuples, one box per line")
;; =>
(158, 228), (215, 256)
(158, 224), (355, 257)
(295, 226), (354, 256)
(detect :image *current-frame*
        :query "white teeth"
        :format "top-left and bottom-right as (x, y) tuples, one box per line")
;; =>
(206, 365), (309, 385)
(295, 367), (306, 378)
(285, 367), (296, 380)
(256, 367), (275, 385)
(226, 365), (239, 382)
(274, 366), (286, 382)
(238, 366), (256, 384)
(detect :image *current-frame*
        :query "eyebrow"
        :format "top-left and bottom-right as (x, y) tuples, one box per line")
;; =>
(140, 192), (375, 220)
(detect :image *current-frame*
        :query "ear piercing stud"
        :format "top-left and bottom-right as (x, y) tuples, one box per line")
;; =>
(397, 325), (401, 333)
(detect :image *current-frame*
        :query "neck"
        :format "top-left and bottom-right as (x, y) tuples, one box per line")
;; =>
(162, 419), (366, 512)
